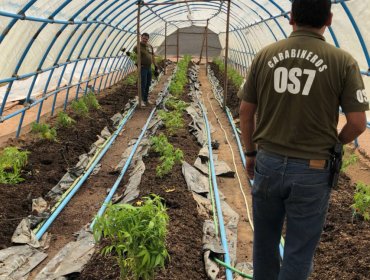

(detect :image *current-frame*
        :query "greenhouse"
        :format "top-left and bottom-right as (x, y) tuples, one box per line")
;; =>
(0, 0), (369, 279)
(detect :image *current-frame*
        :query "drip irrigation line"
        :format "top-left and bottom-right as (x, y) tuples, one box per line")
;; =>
(203, 76), (254, 232)
(199, 100), (233, 280)
(34, 103), (137, 240)
(207, 66), (286, 258)
(213, 257), (253, 279)
(208, 162), (219, 236)
(90, 105), (157, 229)
(90, 67), (175, 230)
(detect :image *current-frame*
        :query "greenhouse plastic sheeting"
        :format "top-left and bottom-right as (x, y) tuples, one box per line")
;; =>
(0, 0), (369, 132)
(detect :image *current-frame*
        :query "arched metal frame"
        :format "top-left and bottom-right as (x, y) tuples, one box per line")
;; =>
(0, 0), (368, 136)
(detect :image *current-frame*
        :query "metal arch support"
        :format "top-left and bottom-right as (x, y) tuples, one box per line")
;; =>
(0, 0), (37, 44)
(340, 1), (370, 69)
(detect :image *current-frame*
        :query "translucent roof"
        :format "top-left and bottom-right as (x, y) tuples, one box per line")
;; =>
(0, 0), (369, 135)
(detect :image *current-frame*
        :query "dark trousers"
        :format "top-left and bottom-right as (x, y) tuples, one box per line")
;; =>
(252, 150), (331, 280)
(141, 66), (152, 102)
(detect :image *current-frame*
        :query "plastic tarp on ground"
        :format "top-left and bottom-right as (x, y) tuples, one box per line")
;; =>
(0, 0), (369, 122)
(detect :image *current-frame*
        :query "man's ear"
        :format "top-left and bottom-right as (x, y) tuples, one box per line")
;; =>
(325, 12), (333, 27)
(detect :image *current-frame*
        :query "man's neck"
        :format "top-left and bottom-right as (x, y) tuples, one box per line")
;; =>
(294, 25), (326, 36)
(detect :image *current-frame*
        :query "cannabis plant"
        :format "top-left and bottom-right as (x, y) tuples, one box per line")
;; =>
(93, 195), (169, 280)
(56, 111), (76, 128)
(150, 133), (184, 177)
(0, 147), (29, 184)
(82, 93), (100, 110)
(157, 110), (184, 135)
(71, 99), (89, 117)
(31, 122), (57, 141)
(352, 182), (370, 221)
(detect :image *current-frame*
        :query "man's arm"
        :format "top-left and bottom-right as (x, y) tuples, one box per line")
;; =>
(338, 111), (367, 144)
(240, 100), (257, 179)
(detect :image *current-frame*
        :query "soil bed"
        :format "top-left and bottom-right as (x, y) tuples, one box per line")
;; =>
(0, 77), (137, 248)
(209, 62), (240, 119)
(310, 173), (370, 280)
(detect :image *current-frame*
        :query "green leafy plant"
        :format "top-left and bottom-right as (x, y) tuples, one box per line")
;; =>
(158, 110), (184, 135)
(165, 98), (188, 112)
(352, 182), (370, 221)
(56, 111), (76, 128)
(93, 195), (169, 280)
(341, 153), (358, 172)
(124, 73), (138, 86)
(150, 133), (184, 177)
(31, 122), (57, 141)
(0, 147), (29, 184)
(82, 92), (100, 110)
(71, 99), (89, 117)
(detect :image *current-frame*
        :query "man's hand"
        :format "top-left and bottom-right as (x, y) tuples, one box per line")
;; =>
(246, 157), (256, 179)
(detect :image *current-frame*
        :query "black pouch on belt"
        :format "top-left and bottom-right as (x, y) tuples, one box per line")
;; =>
(330, 143), (343, 189)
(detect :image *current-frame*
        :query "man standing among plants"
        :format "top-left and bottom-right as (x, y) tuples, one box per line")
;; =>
(133, 32), (158, 107)
(238, 0), (368, 279)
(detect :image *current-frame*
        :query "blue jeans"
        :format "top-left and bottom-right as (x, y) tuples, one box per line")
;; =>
(252, 150), (331, 280)
(141, 66), (152, 102)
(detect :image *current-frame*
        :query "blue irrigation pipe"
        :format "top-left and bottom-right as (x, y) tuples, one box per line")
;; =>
(208, 67), (286, 259)
(90, 106), (157, 230)
(35, 103), (137, 240)
(90, 71), (173, 229)
(198, 101), (233, 280)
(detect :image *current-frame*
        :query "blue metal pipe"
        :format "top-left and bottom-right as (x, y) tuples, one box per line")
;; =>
(91, 105), (157, 229)
(340, 1), (370, 68)
(35, 103), (137, 240)
(0, 10), (135, 33)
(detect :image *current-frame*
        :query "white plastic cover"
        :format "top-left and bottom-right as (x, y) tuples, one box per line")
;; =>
(0, 0), (368, 109)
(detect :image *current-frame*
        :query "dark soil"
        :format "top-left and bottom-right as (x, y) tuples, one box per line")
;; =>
(0, 77), (137, 249)
(79, 68), (209, 280)
(209, 62), (240, 119)
(310, 173), (370, 280)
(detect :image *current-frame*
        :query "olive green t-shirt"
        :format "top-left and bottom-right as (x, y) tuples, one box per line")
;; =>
(133, 42), (153, 67)
(238, 30), (369, 159)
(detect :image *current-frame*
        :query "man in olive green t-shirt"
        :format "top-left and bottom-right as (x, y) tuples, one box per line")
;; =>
(238, 0), (368, 279)
(133, 33), (157, 107)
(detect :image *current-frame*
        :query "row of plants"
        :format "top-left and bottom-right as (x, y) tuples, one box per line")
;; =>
(0, 93), (101, 184)
(209, 58), (243, 119)
(212, 57), (244, 89)
(31, 92), (101, 142)
(90, 57), (198, 280)
(342, 148), (370, 221)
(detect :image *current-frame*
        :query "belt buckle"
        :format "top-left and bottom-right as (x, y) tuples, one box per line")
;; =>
(309, 159), (326, 169)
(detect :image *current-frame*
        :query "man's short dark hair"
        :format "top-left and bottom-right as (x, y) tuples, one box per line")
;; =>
(141, 32), (150, 38)
(292, 0), (332, 28)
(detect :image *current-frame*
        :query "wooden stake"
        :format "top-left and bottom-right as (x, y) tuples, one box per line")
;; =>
(177, 28), (179, 63)
(206, 19), (209, 74)
(224, 0), (231, 111)
(137, 2), (142, 108)
(165, 22), (167, 74)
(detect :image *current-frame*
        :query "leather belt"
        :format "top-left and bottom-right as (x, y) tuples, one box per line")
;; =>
(259, 149), (329, 169)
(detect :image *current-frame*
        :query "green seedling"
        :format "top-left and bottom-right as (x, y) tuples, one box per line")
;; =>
(0, 147), (29, 184)
(158, 110), (184, 135)
(124, 73), (137, 86)
(150, 133), (184, 177)
(352, 182), (370, 221)
(165, 98), (188, 112)
(71, 99), (89, 117)
(31, 122), (57, 141)
(341, 153), (358, 172)
(93, 195), (169, 280)
(56, 111), (76, 128)
(82, 92), (100, 110)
